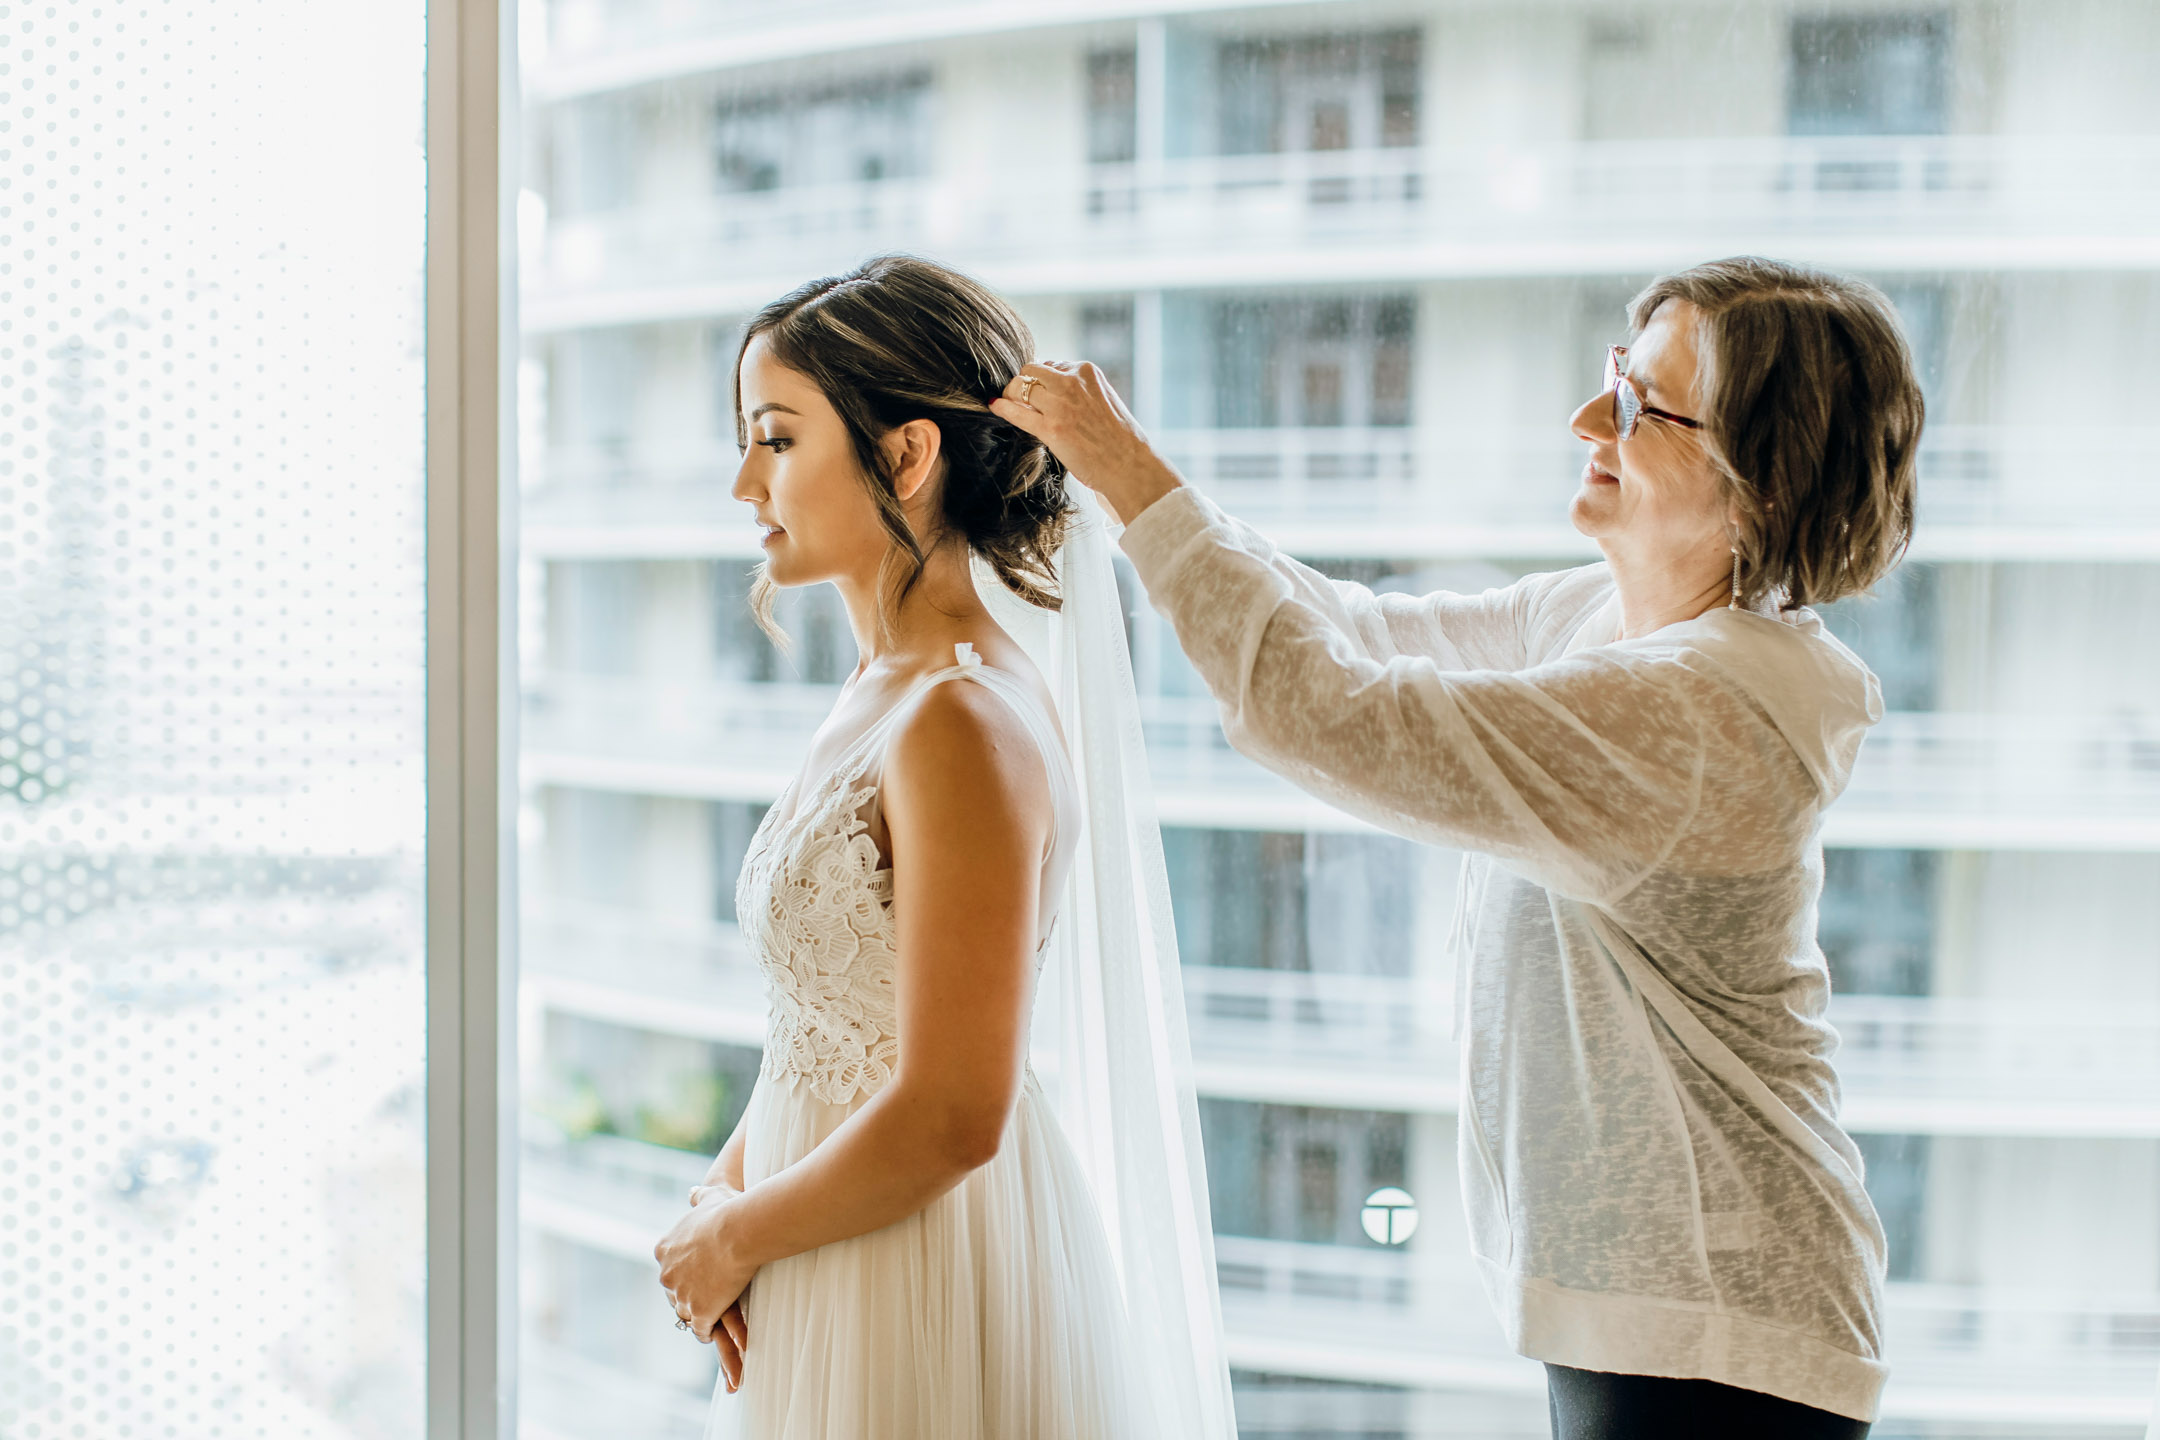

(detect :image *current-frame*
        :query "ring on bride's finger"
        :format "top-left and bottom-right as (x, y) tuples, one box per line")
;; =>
(1015, 375), (1039, 404)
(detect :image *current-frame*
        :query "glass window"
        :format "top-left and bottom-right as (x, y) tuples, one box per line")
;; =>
(1789, 11), (1954, 137)
(1087, 48), (1141, 164)
(517, 3), (2160, 1434)
(1216, 30), (1422, 155)
(1, 3), (427, 1433)
(715, 71), (936, 191)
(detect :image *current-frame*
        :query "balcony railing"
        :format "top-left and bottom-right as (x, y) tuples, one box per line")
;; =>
(520, 424), (2160, 560)
(521, 905), (2160, 1134)
(533, 0), (938, 80)
(521, 676), (2160, 848)
(1137, 696), (2160, 848)
(526, 136), (2160, 319)
(1211, 1234), (2160, 1424)
(513, 1135), (2160, 1424)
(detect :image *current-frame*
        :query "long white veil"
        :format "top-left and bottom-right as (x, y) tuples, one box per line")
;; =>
(981, 488), (1238, 1437)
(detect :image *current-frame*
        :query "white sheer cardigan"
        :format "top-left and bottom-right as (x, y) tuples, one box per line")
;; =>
(1119, 486), (1889, 1422)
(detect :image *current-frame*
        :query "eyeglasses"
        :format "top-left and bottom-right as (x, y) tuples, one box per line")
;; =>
(1605, 345), (1704, 441)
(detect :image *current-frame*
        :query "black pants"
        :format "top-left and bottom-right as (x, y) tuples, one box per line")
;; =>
(1546, 1365), (1871, 1440)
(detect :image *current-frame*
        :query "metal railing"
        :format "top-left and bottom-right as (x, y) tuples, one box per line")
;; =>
(534, 0), (925, 71)
(521, 903), (2160, 1129)
(1211, 1233), (2160, 1417)
(527, 136), (2160, 304)
(1136, 697), (2160, 834)
(516, 1136), (2160, 1424)
(520, 424), (2160, 550)
(521, 676), (2160, 841)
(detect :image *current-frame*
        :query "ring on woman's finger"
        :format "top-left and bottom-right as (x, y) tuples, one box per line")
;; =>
(1015, 375), (1039, 405)
(676, 1317), (692, 1331)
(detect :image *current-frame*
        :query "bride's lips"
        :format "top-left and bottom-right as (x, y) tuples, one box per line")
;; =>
(1582, 463), (1619, 486)
(757, 521), (786, 546)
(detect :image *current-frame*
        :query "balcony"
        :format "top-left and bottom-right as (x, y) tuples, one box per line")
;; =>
(1210, 1234), (2160, 1427)
(521, 676), (2160, 851)
(521, 425), (2160, 563)
(524, 137), (2160, 329)
(513, 1134), (2160, 1426)
(521, 906), (2160, 1137)
(529, 0), (1131, 99)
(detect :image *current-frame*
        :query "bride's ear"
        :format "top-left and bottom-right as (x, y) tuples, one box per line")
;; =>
(885, 418), (943, 504)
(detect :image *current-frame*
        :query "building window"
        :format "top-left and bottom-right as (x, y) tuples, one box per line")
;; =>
(1855, 1133), (1931, 1281)
(1079, 298), (1138, 404)
(1215, 30), (1422, 156)
(1201, 1101), (1413, 1248)
(1820, 849), (1939, 997)
(1788, 12), (1953, 136)
(713, 559), (854, 685)
(1087, 47), (1139, 164)
(1207, 294), (1417, 429)
(1821, 562), (1939, 714)
(715, 71), (935, 192)
(1163, 826), (1417, 977)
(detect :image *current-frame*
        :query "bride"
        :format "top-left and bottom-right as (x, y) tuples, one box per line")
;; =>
(651, 255), (1236, 1440)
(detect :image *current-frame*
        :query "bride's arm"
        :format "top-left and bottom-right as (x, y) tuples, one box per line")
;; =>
(654, 680), (1051, 1338)
(697, 1108), (748, 1194)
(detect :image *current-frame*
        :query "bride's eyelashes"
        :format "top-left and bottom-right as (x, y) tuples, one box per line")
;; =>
(756, 436), (793, 453)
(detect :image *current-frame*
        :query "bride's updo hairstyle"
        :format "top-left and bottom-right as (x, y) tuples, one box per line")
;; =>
(733, 254), (1075, 638)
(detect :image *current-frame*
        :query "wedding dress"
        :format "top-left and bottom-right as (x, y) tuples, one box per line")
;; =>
(703, 497), (1235, 1440)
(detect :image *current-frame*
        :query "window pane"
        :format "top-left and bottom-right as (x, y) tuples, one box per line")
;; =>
(0, 5), (427, 1435)
(519, 4), (2160, 1435)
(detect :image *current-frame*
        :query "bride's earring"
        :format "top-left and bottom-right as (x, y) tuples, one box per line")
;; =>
(1729, 548), (1742, 610)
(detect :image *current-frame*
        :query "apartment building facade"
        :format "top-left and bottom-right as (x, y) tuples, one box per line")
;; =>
(514, 3), (2160, 1436)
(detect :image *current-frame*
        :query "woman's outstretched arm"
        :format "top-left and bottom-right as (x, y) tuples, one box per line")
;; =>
(993, 361), (1719, 903)
(991, 362), (1543, 673)
(654, 679), (1050, 1347)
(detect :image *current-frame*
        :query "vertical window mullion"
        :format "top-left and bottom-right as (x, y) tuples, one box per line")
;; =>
(427, 0), (520, 1435)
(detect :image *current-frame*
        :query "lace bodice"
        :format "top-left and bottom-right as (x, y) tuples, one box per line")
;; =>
(736, 652), (1077, 1106)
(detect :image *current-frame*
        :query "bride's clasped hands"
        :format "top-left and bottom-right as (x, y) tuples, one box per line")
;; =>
(656, 1180), (754, 1391)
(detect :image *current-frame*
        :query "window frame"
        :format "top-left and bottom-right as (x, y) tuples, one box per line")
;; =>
(425, 1), (521, 1436)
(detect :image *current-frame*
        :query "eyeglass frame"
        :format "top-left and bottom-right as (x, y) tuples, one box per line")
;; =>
(1605, 345), (1705, 441)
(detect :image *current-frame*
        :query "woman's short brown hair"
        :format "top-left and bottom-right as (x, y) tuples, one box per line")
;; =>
(1628, 257), (1923, 610)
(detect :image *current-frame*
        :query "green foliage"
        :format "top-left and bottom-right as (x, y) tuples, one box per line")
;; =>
(634, 1070), (731, 1153)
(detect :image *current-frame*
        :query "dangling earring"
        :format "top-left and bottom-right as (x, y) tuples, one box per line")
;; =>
(1729, 548), (1742, 611)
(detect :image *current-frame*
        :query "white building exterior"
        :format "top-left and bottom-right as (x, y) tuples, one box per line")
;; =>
(512, 4), (2160, 1437)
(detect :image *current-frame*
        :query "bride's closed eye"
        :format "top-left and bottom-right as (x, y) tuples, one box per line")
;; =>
(755, 437), (792, 453)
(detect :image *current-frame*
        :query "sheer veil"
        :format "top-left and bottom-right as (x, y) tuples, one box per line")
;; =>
(979, 487), (1238, 1438)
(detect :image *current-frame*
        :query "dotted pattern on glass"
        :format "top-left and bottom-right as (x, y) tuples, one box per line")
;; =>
(0, 5), (426, 1435)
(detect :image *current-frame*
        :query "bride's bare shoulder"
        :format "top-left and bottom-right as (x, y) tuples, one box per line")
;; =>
(879, 673), (1054, 843)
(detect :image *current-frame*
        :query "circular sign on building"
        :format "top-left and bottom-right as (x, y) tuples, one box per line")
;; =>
(1360, 1186), (1419, 1246)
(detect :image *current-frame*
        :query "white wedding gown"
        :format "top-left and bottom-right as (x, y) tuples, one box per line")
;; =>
(701, 648), (1162, 1440)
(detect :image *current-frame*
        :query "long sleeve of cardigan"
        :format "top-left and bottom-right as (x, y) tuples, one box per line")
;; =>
(1118, 487), (1711, 904)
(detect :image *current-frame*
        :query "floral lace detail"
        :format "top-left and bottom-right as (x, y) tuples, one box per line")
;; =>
(736, 758), (903, 1106)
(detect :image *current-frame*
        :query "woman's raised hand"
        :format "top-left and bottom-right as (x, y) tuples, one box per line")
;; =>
(990, 361), (1184, 525)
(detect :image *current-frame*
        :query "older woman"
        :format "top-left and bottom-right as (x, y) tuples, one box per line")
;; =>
(991, 257), (1922, 1438)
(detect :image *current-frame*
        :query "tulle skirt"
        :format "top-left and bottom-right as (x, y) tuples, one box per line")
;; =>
(701, 1069), (1160, 1440)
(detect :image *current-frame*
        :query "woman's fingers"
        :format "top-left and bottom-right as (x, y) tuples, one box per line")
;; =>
(987, 395), (1047, 436)
(714, 1324), (743, 1391)
(1000, 362), (1068, 412)
(714, 1303), (748, 1392)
